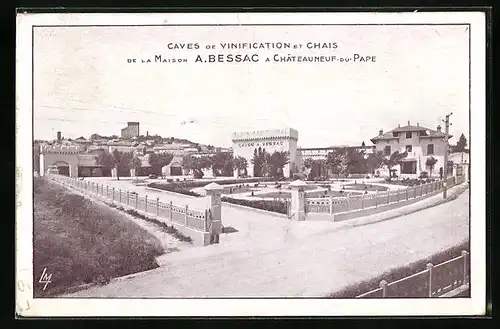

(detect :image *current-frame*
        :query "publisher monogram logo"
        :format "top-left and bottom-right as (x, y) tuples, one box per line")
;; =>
(38, 268), (53, 291)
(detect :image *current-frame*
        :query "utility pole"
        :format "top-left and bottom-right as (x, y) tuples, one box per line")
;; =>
(442, 112), (453, 199)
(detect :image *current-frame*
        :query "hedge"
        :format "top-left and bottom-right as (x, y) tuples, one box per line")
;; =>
(221, 196), (289, 215)
(148, 182), (202, 197)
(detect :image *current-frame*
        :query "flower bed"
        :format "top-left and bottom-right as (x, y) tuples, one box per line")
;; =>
(385, 178), (438, 187)
(343, 183), (389, 192)
(221, 196), (288, 215)
(148, 177), (287, 191)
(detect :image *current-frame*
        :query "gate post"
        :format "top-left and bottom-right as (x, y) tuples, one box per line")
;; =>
(204, 182), (224, 243)
(380, 280), (388, 298)
(289, 180), (307, 221)
(462, 250), (469, 285)
(427, 263), (434, 297)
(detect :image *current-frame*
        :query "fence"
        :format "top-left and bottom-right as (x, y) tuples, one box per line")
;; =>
(305, 176), (463, 215)
(356, 250), (469, 298)
(45, 173), (210, 233)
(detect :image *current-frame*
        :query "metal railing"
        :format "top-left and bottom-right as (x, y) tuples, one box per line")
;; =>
(305, 176), (462, 215)
(44, 172), (210, 232)
(356, 250), (469, 298)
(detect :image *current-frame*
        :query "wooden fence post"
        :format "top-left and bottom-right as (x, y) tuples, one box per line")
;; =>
(170, 201), (173, 220)
(427, 263), (434, 297)
(397, 189), (400, 203)
(126, 191), (129, 205)
(462, 250), (469, 285)
(387, 192), (390, 204)
(185, 205), (189, 226)
(135, 194), (138, 209)
(375, 192), (378, 208)
(157, 197), (160, 216)
(119, 189), (122, 203)
(112, 187), (115, 201)
(329, 196), (334, 214)
(347, 195), (351, 212)
(361, 194), (364, 209)
(145, 195), (148, 213)
(106, 185), (109, 198)
(380, 280), (388, 297)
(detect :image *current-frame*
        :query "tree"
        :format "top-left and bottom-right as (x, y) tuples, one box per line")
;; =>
(182, 155), (194, 173)
(326, 149), (349, 177)
(385, 151), (408, 180)
(268, 151), (290, 177)
(425, 156), (438, 177)
(97, 150), (133, 180)
(361, 141), (366, 147)
(148, 153), (174, 175)
(131, 156), (142, 177)
(211, 152), (234, 177)
(366, 150), (386, 174)
(262, 152), (273, 177)
(192, 155), (213, 178)
(453, 133), (468, 153)
(346, 149), (368, 174)
(233, 156), (248, 177)
(251, 147), (268, 177)
(303, 158), (326, 180)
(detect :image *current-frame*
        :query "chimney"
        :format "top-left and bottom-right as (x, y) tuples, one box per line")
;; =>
(57, 131), (62, 142)
(437, 125), (442, 132)
(398, 124), (400, 128)
(417, 122), (419, 127)
(379, 129), (383, 136)
(146, 131), (149, 137)
(408, 120), (410, 126)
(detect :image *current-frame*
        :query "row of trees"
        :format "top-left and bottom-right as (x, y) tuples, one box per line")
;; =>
(95, 150), (174, 180)
(303, 149), (410, 180)
(181, 149), (290, 179)
(302, 148), (449, 180)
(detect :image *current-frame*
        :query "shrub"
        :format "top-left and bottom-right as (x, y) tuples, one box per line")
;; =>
(221, 196), (288, 215)
(292, 173), (306, 180)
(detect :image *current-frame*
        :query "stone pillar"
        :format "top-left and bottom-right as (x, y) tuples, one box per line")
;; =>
(283, 163), (291, 178)
(248, 162), (255, 178)
(289, 180), (307, 221)
(162, 165), (169, 177)
(204, 182), (224, 244)
(111, 167), (118, 178)
(39, 153), (45, 177)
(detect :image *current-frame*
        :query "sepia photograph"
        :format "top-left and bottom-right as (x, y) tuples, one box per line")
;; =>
(16, 11), (486, 317)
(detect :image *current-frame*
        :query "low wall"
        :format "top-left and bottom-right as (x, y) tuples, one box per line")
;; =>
(107, 201), (211, 246)
(306, 182), (468, 222)
(333, 189), (443, 222)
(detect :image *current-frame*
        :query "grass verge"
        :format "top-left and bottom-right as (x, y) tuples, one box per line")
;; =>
(326, 241), (469, 298)
(33, 178), (164, 297)
(107, 204), (193, 243)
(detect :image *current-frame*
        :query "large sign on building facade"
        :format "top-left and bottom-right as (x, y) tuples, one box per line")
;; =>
(231, 128), (299, 178)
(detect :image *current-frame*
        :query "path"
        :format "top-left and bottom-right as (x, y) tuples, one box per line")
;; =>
(65, 185), (469, 298)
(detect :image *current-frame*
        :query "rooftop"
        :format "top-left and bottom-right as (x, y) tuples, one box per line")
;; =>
(370, 121), (452, 143)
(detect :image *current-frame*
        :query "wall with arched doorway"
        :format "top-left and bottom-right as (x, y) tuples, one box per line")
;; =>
(165, 161), (183, 176)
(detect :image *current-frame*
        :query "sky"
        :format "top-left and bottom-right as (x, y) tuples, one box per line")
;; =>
(33, 24), (470, 148)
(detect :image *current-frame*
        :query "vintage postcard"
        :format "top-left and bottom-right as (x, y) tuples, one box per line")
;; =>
(16, 11), (486, 317)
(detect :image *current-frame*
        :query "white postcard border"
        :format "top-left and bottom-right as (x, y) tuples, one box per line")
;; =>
(16, 11), (486, 317)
